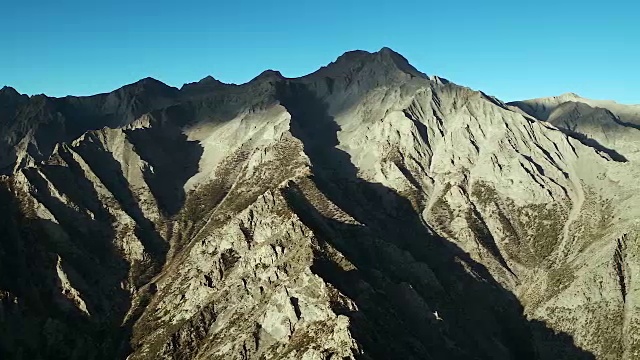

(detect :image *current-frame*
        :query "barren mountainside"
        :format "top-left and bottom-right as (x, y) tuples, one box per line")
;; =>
(1, 48), (640, 360)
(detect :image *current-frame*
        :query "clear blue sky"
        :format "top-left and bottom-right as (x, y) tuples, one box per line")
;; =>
(1, 0), (638, 103)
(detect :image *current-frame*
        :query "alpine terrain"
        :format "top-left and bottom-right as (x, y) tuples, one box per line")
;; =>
(1, 48), (639, 360)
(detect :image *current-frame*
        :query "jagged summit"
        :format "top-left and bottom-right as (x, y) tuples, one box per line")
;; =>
(0, 86), (29, 124)
(180, 75), (228, 96)
(330, 49), (378, 64)
(332, 47), (405, 64)
(304, 47), (427, 81)
(0, 48), (423, 104)
(377, 46), (427, 78)
(0, 86), (27, 104)
(0, 85), (20, 95)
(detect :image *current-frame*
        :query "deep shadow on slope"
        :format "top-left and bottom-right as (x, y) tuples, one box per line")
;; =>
(67, 139), (168, 283)
(277, 81), (595, 360)
(612, 116), (640, 131)
(124, 112), (203, 217)
(557, 127), (628, 162)
(0, 179), (136, 359)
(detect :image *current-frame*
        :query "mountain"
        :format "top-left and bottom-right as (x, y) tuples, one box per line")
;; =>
(509, 93), (640, 125)
(1, 48), (639, 360)
(508, 94), (640, 161)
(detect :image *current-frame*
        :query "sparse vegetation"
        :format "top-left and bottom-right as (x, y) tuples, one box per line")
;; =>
(546, 266), (575, 299)
(429, 183), (454, 238)
(571, 187), (616, 252)
(471, 181), (568, 266)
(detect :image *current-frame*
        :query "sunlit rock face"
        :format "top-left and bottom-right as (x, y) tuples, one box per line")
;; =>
(2, 48), (640, 360)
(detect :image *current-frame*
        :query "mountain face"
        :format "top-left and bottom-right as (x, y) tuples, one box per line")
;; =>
(1, 48), (639, 360)
(508, 94), (640, 161)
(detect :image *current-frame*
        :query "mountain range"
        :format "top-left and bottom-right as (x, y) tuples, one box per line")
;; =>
(1, 47), (640, 360)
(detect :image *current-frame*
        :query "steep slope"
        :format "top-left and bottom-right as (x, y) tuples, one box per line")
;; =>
(1, 48), (638, 360)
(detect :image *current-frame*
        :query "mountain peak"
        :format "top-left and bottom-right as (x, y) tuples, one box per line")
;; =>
(334, 49), (371, 63)
(557, 92), (582, 100)
(375, 47), (427, 78)
(180, 75), (227, 95)
(332, 47), (405, 65)
(378, 46), (395, 54)
(251, 69), (284, 82)
(311, 47), (427, 80)
(198, 75), (221, 84)
(0, 86), (29, 108)
(134, 77), (170, 88)
(115, 77), (178, 98)
(0, 85), (21, 97)
(376, 46), (405, 61)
